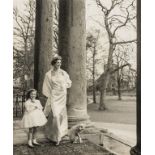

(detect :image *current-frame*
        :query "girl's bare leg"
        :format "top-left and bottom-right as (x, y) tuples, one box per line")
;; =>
(32, 127), (40, 145)
(28, 128), (34, 147)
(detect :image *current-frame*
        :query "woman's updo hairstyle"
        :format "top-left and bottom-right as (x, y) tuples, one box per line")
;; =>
(51, 54), (62, 66)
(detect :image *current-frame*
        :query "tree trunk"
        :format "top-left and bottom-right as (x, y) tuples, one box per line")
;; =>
(93, 82), (96, 104)
(98, 13), (115, 110)
(98, 43), (114, 110)
(92, 46), (96, 104)
(117, 71), (122, 100)
(34, 0), (53, 105)
(59, 0), (89, 126)
(98, 71), (110, 110)
(99, 90), (106, 110)
(117, 78), (122, 100)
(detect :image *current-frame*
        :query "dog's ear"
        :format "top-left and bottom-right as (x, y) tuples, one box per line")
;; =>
(79, 125), (83, 129)
(80, 124), (85, 129)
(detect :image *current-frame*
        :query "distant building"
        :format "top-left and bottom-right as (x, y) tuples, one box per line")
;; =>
(104, 64), (136, 91)
(87, 63), (136, 94)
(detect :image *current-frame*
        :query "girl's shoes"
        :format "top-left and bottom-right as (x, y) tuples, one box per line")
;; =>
(32, 139), (41, 146)
(55, 141), (60, 146)
(28, 144), (35, 148)
(28, 140), (34, 148)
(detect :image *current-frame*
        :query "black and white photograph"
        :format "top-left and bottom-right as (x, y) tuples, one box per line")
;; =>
(0, 0), (142, 154)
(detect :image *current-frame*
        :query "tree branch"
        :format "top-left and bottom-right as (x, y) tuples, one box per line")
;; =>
(110, 63), (130, 74)
(96, 0), (108, 14)
(112, 0), (136, 37)
(114, 39), (137, 45)
(109, 0), (125, 14)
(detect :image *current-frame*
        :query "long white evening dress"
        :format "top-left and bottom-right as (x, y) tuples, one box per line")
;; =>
(42, 68), (72, 142)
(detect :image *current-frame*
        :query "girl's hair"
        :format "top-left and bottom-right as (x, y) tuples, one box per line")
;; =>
(51, 55), (62, 66)
(26, 89), (37, 100)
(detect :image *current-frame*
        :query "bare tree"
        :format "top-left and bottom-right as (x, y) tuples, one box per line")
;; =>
(13, 0), (59, 90)
(125, 66), (137, 90)
(113, 45), (132, 100)
(86, 30), (100, 103)
(13, 0), (36, 89)
(95, 0), (137, 110)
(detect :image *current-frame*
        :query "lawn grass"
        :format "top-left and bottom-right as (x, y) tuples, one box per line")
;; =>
(87, 96), (136, 124)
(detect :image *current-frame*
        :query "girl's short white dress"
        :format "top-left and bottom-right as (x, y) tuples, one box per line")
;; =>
(21, 99), (47, 128)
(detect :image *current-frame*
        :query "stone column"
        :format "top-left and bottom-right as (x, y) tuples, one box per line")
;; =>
(59, 0), (89, 126)
(34, 0), (53, 105)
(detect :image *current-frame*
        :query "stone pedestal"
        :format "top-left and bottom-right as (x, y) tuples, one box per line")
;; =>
(59, 0), (89, 126)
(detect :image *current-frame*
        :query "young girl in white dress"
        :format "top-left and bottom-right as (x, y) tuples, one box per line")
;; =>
(21, 89), (47, 147)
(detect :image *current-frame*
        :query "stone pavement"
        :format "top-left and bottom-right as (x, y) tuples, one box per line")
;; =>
(93, 122), (136, 155)
(93, 122), (136, 147)
(13, 120), (102, 145)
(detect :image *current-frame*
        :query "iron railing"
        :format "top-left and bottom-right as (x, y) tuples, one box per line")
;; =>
(13, 92), (26, 118)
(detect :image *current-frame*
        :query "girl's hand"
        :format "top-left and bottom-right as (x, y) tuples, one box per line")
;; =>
(33, 103), (39, 108)
(35, 106), (38, 110)
(26, 106), (36, 112)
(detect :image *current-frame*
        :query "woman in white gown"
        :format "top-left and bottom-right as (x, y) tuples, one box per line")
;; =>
(42, 55), (72, 145)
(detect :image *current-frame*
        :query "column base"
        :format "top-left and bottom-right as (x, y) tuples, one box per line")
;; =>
(67, 105), (90, 127)
(68, 115), (90, 127)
